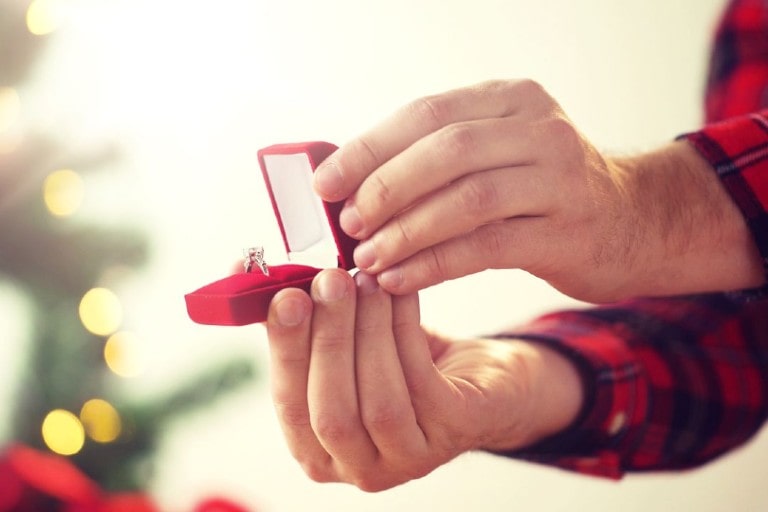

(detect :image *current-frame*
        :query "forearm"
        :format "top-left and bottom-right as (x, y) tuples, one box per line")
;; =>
(611, 140), (764, 298)
(493, 292), (768, 478)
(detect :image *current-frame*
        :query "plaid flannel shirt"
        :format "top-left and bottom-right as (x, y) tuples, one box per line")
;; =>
(498, 0), (768, 478)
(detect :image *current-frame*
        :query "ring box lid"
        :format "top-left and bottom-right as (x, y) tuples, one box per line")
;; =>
(184, 141), (357, 326)
(258, 141), (356, 269)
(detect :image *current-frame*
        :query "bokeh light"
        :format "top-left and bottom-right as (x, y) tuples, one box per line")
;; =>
(78, 287), (123, 336)
(104, 331), (144, 377)
(80, 398), (122, 443)
(41, 409), (85, 456)
(0, 87), (20, 134)
(26, 0), (62, 36)
(42, 169), (85, 217)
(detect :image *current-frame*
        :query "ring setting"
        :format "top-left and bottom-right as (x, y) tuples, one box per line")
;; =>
(244, 246), (270, 276)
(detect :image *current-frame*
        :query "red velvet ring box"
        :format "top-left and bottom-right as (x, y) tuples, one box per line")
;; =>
(184, 141), (357, 326)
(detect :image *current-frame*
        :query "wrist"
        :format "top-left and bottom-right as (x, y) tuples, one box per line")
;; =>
(479, 340), (584, 451)
(610, 141), (764, 297)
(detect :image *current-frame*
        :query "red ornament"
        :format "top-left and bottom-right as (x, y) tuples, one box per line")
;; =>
(193, 497), (252, 512)
(0, 444), (160, 512)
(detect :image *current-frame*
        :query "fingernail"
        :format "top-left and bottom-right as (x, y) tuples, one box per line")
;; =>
(316, 271), (348, 302)
(340, 204), (363, 237)
(353, 240), (376, 270)
(275, 297), (308, 327)
(355, 271), (379, 296)
(314, 163), (343, 198)
(379, 266), (403, 290)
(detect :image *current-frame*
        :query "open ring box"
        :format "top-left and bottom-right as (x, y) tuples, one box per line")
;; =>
(184, 141), (358, 326)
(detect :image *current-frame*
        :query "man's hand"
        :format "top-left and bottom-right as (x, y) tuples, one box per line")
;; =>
(266, 269), (582, 491)
(313, 80), (764, 302)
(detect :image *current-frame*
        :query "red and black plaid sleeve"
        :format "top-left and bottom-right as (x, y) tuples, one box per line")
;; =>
(683, 113), (768, 280)
(495, 293), (768, 478)
(703, 0), (768, 123)
(493, 0), (768, 478)
(686, 0), (768, 279)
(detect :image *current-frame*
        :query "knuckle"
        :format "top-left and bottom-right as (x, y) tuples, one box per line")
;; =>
(406, 94), (453, 130)
(340, 466), (398, 493)
(350, 465), (428, 492)
(354, 316), (385, 337)
(353, 474), (391, 493)
(271, 346), (310, 368)
(474, 79), (529, 116)
(301, 460), (336, 484)
(348, 135), (383, 171)
(368, 171), (393, 206)
(360, 403), (408, 434)
(312, 414), (356, 444)
(513, 78), (547, 98)
(473, 225), (508, 267)
(434, 122), (477, 161)
(474, 78), (510, 94)
(393, 214), (417, 246)
(454, 176), (498, 217)
(311, 332), (348, 354)
(424, 245), (451, 284)
(274, 400), (311, 428)
(509, 79), (560, 116)
(545, 115), (580, 149)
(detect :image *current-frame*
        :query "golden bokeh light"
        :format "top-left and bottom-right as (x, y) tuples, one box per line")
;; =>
(80, 398), (122, 443)
(79, 287), (123, 336)
(26, 0), (62, 36)
(41, 409), (85, 456)
(0, 87), (20, 133)
(104, 331), (144, 377)
(43, 169), (85, 217)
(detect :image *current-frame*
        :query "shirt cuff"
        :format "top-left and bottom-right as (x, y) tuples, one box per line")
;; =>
(679, 111), (768, 284)
(491, 311), (649, 479)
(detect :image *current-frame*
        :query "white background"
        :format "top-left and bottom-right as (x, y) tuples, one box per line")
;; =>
(5, 0), (768, 510)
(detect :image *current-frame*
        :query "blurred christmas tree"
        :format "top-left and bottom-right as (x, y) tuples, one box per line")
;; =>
(0, 0), (256, 494)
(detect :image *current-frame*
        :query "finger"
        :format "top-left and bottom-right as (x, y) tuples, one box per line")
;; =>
(313, 79), (554, 204)
(353, 272), (428, 460)
(389, 293), (450, 426)
(266, 288), (337, 482)
(377, 217), (548, 294)
(341, 114), (543, 240)
(353, 164), (547, 273)
(307, 269), (378, 466)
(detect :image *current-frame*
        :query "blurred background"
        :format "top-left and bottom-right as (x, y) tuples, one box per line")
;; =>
(1, 0), (767, 510)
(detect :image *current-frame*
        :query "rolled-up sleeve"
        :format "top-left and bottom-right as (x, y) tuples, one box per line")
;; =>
(493, 293), (768, 479)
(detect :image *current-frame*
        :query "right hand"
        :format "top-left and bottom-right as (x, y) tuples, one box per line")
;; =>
(313, 80), (764, 302)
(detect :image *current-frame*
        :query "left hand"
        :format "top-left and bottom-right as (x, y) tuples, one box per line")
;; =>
(265, 269), (582, 491)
